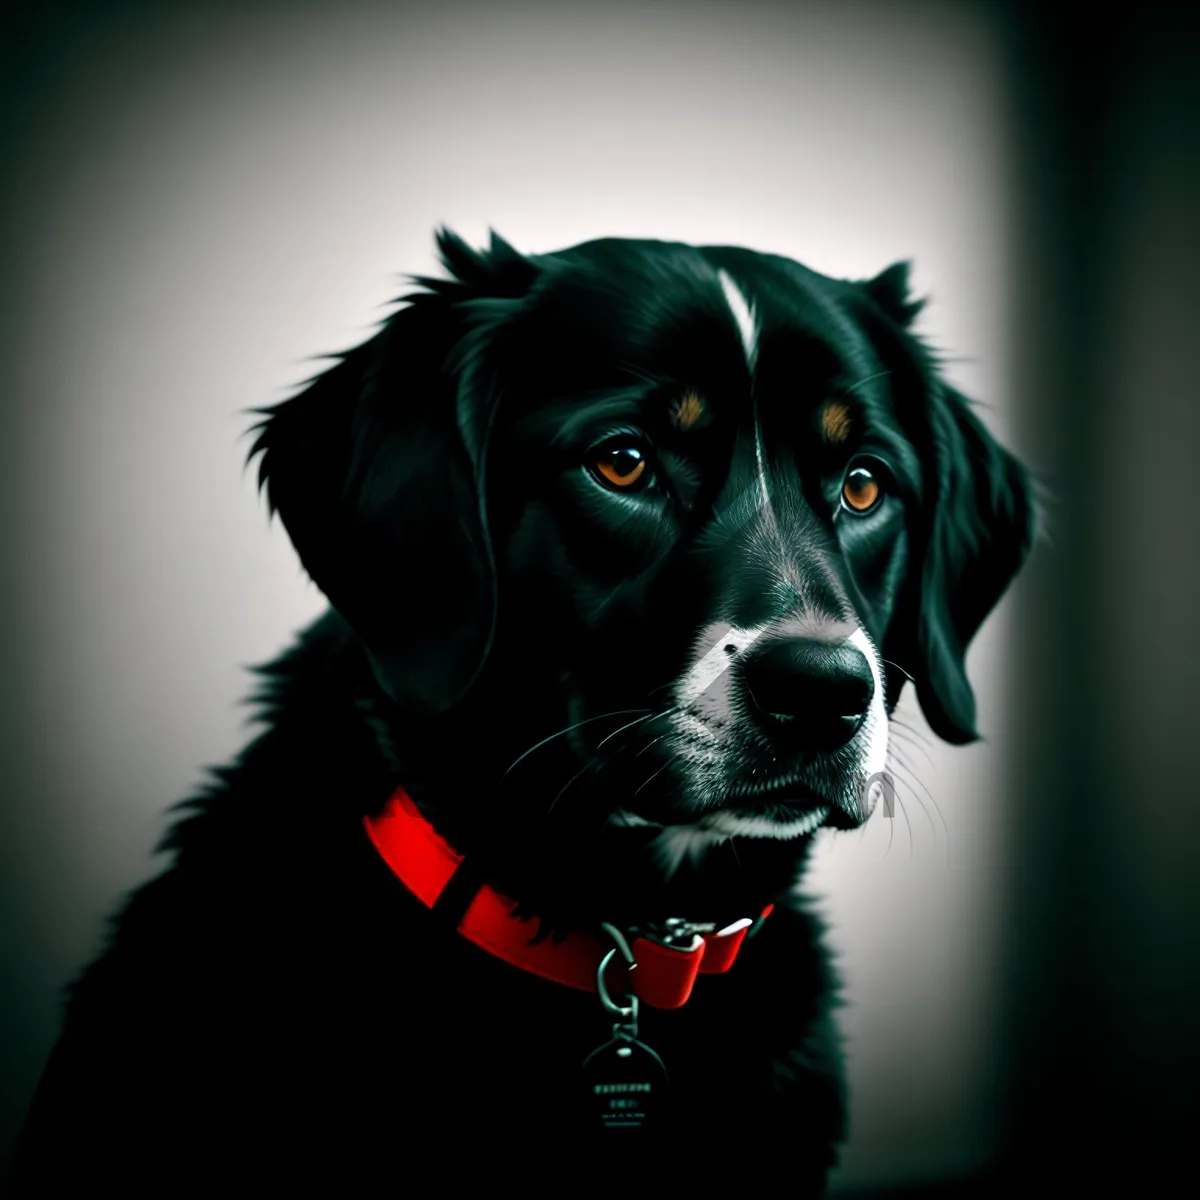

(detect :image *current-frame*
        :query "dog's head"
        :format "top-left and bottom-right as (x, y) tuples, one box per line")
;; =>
(251, 231), (1035, 908)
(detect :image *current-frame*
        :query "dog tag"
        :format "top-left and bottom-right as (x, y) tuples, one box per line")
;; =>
(580, 1032), (669, 1129)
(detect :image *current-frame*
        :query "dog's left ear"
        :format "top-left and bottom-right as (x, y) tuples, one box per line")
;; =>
(906, 383), (1037, 743)
(858, 261), (1038, 744)
(247, 229), (539, 715)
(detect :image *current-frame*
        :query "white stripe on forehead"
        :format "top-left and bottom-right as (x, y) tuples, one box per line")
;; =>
(715, 269), (771, 523)
(717, 269), (759, 372)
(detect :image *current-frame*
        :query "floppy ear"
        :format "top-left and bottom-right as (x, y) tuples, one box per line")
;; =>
(858, 261), (1037, 744)
(247, 229), (538, 715)
(903, 384), (1037, 743)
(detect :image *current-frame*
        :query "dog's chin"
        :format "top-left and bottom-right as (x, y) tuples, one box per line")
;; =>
(696, 803), (831, 840)
(605, 792), (833, 886)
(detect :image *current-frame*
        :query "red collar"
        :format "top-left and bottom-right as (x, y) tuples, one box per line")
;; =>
(363, 785), (772, 1010)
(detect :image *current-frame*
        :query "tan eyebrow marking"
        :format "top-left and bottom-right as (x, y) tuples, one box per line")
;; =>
(671, 389), (706, 431)
(819, 399), (852, 444)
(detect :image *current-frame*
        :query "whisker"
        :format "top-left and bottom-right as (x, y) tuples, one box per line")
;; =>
(503, 708), (649, 779)
(636, 733), (669, 758)
(877, 787), (914, 863)
(881, 658), (915, 683)
(888, 758), (940, 844)
(546, 755), (600, 815)
(886, 745), (939, 812)
(890, 716), (934, 750)
(900, 775), (950, 871)
(547, 711), (678, 820)
(885, 748), (940, 844)
(888, 723), (935, 768)
(899, 793), (914, 858)
(634, 758), (674, 797)
(596, 709), (669, 750)
(881, 793), (896, 860)
(887, 755), (950, 867)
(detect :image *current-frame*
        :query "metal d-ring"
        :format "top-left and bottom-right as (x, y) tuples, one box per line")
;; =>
(597, 922), (638, 1023)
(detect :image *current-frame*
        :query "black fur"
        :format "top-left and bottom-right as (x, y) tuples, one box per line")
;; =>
(10, 232), (1036, 1194)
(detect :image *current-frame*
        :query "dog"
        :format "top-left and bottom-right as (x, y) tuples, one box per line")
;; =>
(10, 231), (1035, 1194)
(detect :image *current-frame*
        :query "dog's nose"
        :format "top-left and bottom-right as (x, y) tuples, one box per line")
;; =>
(740, 637), (874, 751)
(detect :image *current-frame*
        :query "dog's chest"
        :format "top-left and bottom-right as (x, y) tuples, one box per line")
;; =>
(248, 861), (831, 1149)
(161, 800), (843, 1158)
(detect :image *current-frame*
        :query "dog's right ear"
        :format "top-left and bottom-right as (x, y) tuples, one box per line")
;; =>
(248, 229), (539, 715)
(851, 261), (1039, 745)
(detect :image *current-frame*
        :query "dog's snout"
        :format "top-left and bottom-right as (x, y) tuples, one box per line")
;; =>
(740, 637), (874, 750)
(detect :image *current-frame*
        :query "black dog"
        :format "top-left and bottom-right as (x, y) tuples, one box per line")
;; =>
(11, 232), (1035, 1194)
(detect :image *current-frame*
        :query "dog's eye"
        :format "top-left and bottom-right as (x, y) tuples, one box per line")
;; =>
(592, 443), (651, 492)
(841, 462), (883, 515)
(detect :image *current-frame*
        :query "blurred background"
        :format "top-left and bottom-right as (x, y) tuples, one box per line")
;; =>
(1, 1), (1196, 1192)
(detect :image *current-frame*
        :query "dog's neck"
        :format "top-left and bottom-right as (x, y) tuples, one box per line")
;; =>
(356, 682), (812, 936)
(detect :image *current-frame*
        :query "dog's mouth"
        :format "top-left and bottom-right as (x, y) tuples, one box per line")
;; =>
(608, 775), (834, 841)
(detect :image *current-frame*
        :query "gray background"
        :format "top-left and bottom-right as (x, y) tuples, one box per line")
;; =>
(2, 1), (1198, 1192)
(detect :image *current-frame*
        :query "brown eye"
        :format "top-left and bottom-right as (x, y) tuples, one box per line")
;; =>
(594, 445), (650, 491)
(842, 464), (882, 514)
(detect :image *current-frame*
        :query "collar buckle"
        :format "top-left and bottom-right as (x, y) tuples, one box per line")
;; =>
(639, 917), (717, 951)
